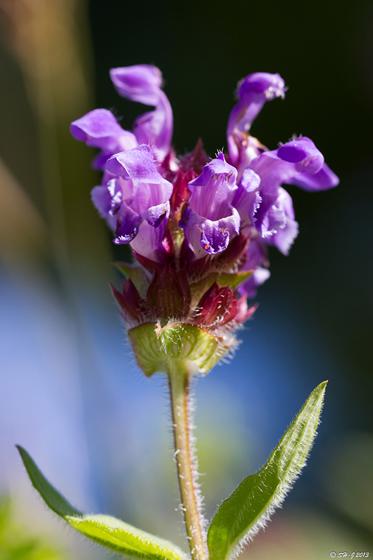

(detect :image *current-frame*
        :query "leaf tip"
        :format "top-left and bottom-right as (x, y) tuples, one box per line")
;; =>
(16, 444), (30, 466)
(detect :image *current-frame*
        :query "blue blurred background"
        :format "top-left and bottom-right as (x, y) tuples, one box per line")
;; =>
(0, 1), (372, 558)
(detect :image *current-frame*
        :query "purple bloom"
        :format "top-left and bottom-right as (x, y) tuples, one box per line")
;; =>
(227, 72), (286, 167)
(70, 109), (137, 169)
(260, 187), (299, 255)
(232, 168), (261, 227)
(71, 65), (339, 329)
(181, 153), (240, 257)
(110, 64), (173, 161)
(92, 145), (172, 261)
(250, 137), (338, 244)
(240, 238), (270, 298)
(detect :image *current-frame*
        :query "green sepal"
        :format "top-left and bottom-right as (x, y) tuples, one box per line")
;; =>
(207, 381), (328, 560)
(216, 271), (252, 289)
(17, 446), (186, 560)
(190, 271), (252, 308)
(114, 261), (149, 298)
(129, 322), (232, 376)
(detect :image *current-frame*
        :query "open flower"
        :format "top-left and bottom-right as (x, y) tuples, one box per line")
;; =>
(227, 72), (286, 170)
(70, 64), (173, 170)
(71, 64), (339, 351)
(110, 64), (173, 161)
(181, 153), (240, 257)
(92, 145), (172, 261)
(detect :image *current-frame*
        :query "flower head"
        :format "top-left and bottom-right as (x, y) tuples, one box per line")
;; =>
(71, 65), (339, 374)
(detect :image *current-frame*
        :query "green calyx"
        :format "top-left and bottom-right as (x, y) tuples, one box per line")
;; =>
(129, 322), (233, 376)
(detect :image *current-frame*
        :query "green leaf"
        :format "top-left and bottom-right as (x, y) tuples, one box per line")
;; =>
(207, 381), (328, 560)
(17, 446), (186, 560)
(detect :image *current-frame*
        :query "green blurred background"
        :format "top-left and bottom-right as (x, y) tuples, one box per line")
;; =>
(0, 0), (372, 558)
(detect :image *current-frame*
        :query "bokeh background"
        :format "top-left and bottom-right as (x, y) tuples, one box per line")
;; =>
(0, 1), (372, 558)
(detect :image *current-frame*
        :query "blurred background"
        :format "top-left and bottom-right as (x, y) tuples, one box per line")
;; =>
(0, 0), (372, 558)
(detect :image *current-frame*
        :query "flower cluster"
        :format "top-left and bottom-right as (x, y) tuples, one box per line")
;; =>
(71, 65), (338, 366)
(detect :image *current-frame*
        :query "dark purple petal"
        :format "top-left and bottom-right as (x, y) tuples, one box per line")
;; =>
(277, 137), (324, 174)
(182, 206), (240, 257)
(114, 204), (142, 244)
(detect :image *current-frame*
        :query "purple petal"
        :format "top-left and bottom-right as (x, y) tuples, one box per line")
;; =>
(70, 109), (136, 152)
(228, 72), (286, 164)
(144, 201), (170, 227)
(182, 207), (240, 257)
(277, 137), (324, 174)
(189, 153), (237, 190)
(133, 92), (173, 160)
(188, 155), (238, 220)
(233, 168), (261, 226)
(106, 145), (167, 184)
(91, 185), (112, 218)
(251, 136), (339, 226)
(110, 65), (163, 105)
(113, 204), (142, 244)
(110, 65), (173, 159)
(261, 188), (299, 255)
(288, 162), (339, 191)
(240, 238), (270, 298)
(129, 219), (167, 261)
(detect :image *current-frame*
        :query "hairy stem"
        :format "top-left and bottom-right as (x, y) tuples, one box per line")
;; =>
(168, 363), (208, 560)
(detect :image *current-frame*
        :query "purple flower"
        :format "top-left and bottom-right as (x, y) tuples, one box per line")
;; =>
(70, 109), (137, 169)
(240, 238), (270, 298)
(181, 153), (240, 257)
(92, 145), (172, 261)
(227, 72), (286, 167)
(250, 136), (338, 248)
(71, 65), (340, 330)
(260, 187), (299, 255)
(110, 64), (173, 161)
(232, 168), (261, 227)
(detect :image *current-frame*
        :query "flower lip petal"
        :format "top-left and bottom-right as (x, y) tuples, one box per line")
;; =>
(277, 136), (324, 174)
(70, 109), (125, 149)
(106, 145), (171, 187)
(277, 144), (308, 163)
(238, 72), (286, 99)
(113, 204), (142, 245)
(199, 207), (240, 255)
(290, 163), (339, 191)
(144, 201), (170, 227)
(110, 64), (163, 106)
(189, 155), (238, 190)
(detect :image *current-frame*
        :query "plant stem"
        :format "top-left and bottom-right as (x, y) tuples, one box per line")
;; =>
(168, 362), (208, 560)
